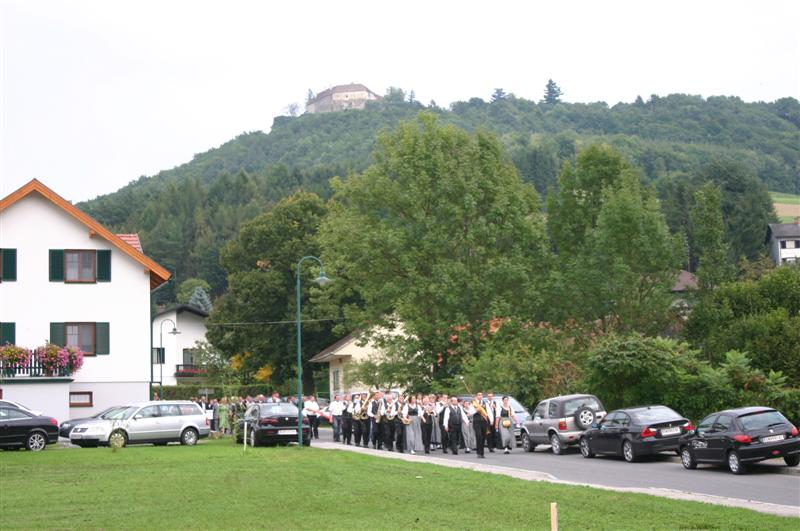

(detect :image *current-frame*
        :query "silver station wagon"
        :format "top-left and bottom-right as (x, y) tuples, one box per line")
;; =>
(69, 401), (210, 447)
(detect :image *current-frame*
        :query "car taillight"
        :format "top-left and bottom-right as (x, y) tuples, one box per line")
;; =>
(791, 425), (798, 437)
(733, 434), (752, 444)
(641, 427), (657, 438)
(205, 418), (209, 426)
(682, 421), (694, 431)
(49, 418), (58, 426)
(558, 420), (567, 431)
(260, 418), (278, 426)
(302, 417), (309, 424)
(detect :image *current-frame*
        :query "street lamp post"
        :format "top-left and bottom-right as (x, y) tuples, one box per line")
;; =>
(296, 256), (331, 447)
(158, 318), (180, 400)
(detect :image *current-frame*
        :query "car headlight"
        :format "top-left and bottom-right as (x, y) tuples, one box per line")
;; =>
(61, 423), (71, 429)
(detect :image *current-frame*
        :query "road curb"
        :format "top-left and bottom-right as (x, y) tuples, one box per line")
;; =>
(314, 441), (800, 519)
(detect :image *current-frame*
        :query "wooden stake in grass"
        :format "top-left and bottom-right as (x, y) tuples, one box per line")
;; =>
(550, 502), (558, 531)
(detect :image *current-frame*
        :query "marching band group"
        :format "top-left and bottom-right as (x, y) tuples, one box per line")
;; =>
(326, 390), (520, 457)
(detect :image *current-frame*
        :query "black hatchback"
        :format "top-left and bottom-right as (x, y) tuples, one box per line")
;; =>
(679, 407), (800, 474)
(580, 405), (693, 462)
(0, 406), (59, 451)
(237, 403), (311, 447)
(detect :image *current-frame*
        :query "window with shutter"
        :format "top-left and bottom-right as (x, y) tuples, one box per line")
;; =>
(0, 322), (15, 345)
(1, 249), (17, 281)
(49, 322), (65, 346)
(64, 250), (96, 282)
(95, 323), (110, 355)
(96, 250), (111, 282)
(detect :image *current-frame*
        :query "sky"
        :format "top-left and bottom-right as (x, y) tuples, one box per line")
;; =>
(1, 0), (798, 202)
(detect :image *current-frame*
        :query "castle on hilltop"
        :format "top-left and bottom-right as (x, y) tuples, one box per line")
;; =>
(305, 83), (381, 114)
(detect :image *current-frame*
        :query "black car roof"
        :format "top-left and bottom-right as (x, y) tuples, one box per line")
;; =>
(712, 406), (776, 417)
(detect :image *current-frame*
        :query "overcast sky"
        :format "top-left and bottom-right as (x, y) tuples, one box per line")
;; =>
(1, 0), (798, 202)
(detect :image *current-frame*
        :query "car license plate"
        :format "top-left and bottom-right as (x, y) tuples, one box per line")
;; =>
(278, 429), (296, 435)
(761, 434), (785, 443)
(71, 434), (82, 439)
(660, 427), (681, 436)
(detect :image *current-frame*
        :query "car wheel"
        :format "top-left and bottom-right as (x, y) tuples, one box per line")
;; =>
(180, 428), (199, 446)
(680, 446), (697, 469)
(728, 451), (746, 474)
(622, 440), (637, 462)
(580, 436), (595, 458)
(109, 430), (128, 448)
(785, 454), (800, 467)
(574, 407), (596, 430)
(248, 429), (257, 448)
(26, 432), (47, 452)
(549, 433), (563, 455)
(521, 432), (536, 453)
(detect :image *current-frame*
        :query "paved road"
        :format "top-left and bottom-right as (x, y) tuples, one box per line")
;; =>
(316, 429), (800, 508)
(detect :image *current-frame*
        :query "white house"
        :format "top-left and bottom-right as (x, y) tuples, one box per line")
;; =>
(0, 179), (170, 422)
(305, 83), (381, 114)
(151, 304), (209, 387)
(766, 219), (800, 266)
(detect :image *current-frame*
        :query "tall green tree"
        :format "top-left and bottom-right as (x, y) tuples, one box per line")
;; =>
(206, 191), (340, 391)
(690, 182), (733, 291)
(319, 113), (551, 387)
(541, 79), (563, 104)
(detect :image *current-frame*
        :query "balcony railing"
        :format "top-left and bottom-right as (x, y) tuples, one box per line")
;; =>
(0, 352), (71, 378)
(175, 364), (207, 377)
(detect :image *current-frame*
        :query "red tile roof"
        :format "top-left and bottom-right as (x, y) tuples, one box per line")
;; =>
(116, 233), (142, 252)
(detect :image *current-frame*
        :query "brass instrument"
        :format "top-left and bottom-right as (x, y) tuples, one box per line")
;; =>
(386, 403), (398, 421)
(459, 377), (491, 436)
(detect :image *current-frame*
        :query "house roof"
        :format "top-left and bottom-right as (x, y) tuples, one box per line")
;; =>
(310, 333), (357, 363)
(310, 84), (380, 103)
(116, 233), (143, 252)
(154, 304), (210, 319)
(0, 179), (171, 289)
(671, 270), (698, 292)
(766, 222), (800, 242)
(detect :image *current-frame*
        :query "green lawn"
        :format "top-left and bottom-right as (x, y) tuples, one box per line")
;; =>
(0, 439), (796, 530)
(771, 191), (800, 205)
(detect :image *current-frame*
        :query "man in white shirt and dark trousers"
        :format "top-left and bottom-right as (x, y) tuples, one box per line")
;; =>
(330, 395), (345, 442)
(442, 397), (463, 455)
(342, 395), (354, 445)
(303, 396), (321, 439)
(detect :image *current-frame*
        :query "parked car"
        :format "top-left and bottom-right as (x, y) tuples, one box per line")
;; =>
(522, 394), (606, 454)
(237, 402), (311, 447)
(59, 406), (123, 438)
(678, 406), (800, 474)
(0, 406), (59, 451)
(580, 405), (692, 462)
(0, 399), (43, 416)
(69, 401), (210, 447)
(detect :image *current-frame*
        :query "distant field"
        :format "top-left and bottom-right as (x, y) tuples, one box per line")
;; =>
(772, 191), (800, 223)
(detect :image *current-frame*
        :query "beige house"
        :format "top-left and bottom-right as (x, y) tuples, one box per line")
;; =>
(310, 333), (374, 395)
(305, 83), (381, 114)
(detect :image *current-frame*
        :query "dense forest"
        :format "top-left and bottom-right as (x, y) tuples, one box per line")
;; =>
(78, 91), (800, 300)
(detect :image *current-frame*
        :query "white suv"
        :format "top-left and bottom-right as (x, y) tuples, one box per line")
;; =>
(69, 401), (210, 447)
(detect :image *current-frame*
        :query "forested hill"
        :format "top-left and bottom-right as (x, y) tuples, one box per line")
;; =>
(78, 92), (800, 299)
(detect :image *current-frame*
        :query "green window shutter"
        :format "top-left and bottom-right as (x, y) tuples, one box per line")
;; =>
(95, 323), (110, 354)
(49, 250), (64, 282)
(1, 249), (17, 281)
(0, 322), (15, 345)
(50, 322), (65, 346)
(96, 250), (111, 282)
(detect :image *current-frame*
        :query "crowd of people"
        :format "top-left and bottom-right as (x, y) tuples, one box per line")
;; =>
(169, 390), (520, 458)
(326, 390), (520, 457)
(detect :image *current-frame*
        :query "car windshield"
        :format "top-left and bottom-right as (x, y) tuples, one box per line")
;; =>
(563, 397), (602, 416)
(630, 406), (681, 423)
(97, 407), (122, 419)
(105, 407), (138, 420)
(492, 397), (527, 414)
(259, 404), (298, 416)
(739, 410), (789, 431)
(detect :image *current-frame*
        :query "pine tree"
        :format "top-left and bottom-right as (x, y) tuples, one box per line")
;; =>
(188, 286), (214, 314)
(540, 79), (563, 104)
(491, 88), (506, 102)
(690, 182), (733, 291)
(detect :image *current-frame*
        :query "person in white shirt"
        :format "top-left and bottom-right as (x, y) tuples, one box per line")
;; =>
(329, 395), (345, 442)
(381, 394), (397, 451)
(483, 392), (497, 453)
(461, 400), (476, 453)
(303, 396), (321, 439)
(367, 391), (383, 449)
(442, 397), (462, 455)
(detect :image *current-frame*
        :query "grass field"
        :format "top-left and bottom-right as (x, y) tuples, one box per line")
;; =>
(1, 440), (798, 530)
(772, 191), (800, 223)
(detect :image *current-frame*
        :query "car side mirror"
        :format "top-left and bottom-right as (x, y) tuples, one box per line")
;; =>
(134, 414), (143, 420)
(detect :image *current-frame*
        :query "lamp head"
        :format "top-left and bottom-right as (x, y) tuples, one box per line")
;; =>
(169, 326), (181, 335)
(314, 271), (332, 287)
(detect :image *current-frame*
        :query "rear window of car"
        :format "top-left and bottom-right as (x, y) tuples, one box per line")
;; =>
(179, 404), (200, 416)
(738, 410), (789, 431)
(563, 397), (602, 416)
(259, 404), (298, 416)
(631, 406), (681, 423)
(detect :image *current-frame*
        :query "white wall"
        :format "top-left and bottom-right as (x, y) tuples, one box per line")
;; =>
(1, 382), (71, 422)
(0, 192), (153, 418)
(152, 309), (208, 386)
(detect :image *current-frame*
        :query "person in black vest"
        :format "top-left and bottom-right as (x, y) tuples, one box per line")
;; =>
(420, 396), (434, 454)
(471, 392), (488, 458)
(484, 392), (497, 453)
(341, 395), (353, 445)
(442, 397), (462, 455)
(382, 393), (396, 451)
(368, 391), (383, 450)
(437, 394), (449, 454)
(393, 394), (406, 452)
